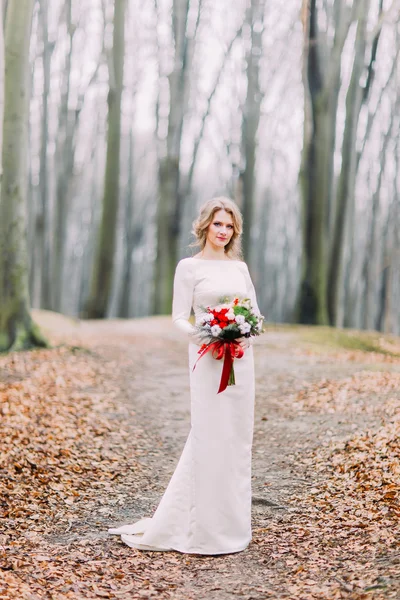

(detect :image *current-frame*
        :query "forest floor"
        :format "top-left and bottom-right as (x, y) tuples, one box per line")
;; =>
(1, 311), (400, 600)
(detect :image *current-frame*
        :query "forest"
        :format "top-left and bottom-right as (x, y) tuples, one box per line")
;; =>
(1, 2), (400, 599)
(0, 0), (399, 352)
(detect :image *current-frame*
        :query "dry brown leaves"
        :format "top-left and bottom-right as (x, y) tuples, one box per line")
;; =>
(292, 371), (400, 415)
(0, 346), (185, 600)
(1, 338), (400, 599)
(0, 347), (139, 528)
(252, 358), (400, 599)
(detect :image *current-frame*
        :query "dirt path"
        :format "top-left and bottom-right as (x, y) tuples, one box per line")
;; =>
(3, 313), (400, 599)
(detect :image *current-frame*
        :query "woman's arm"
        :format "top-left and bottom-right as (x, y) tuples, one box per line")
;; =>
(172, 259), (197, 340)
(241, 262), (262, 316)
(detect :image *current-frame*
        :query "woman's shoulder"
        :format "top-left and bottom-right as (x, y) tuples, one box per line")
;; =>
(234, 259), (248, 269)
(175, 257), (193, 273)
(178, 257), (194, 265)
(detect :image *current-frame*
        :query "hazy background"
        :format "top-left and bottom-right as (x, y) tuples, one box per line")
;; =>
(14, 0), (400, 331)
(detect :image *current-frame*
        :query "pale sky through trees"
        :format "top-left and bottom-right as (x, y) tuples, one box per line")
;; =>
(21, 0), (400, 332)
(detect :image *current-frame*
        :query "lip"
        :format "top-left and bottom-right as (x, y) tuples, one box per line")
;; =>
(217, 237), (227, 240)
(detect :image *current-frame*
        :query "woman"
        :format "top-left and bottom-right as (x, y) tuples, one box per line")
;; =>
(108, 196), (261, 554)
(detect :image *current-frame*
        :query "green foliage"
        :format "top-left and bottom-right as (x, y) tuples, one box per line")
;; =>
(300, 326), (400, 357)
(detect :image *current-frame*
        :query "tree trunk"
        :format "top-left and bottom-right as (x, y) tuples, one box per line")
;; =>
(53, 0), (74, 312)
(86, 0), (126, 319)
(38, 0), (53, 309)
(328, 0), (372, 326)
(0, 1), (3, 168)
(297, 0), (330, 325)
(240, 0), (265, 263)
(118, 128), (135, 317)
(382, 129), (399, 334)
(362, 114), (395, 329)
(0, 0), (47, 351)
(153, 0), (191, 315)
(297, 0), (353, 325)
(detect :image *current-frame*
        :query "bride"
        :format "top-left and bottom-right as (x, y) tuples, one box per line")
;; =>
(108, 196), (261, 554)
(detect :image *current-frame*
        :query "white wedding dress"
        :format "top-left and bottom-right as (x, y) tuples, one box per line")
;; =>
(108, 257), (260, 554)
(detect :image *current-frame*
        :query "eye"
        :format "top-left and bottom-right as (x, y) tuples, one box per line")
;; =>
(213, 222), (234, 229)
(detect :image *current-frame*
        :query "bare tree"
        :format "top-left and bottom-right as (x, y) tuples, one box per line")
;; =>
(0, 1), (3, 166)
(380, 131), (400, 335)
(297, 0), (352, 325)
(240, 0), (265, 262)
(153, 0), (193, 315)
(297, 0), (389, 326)
(86, 0), (126, 318)
(118, 126), (135, 318)
(52, 0), (75, 312)
(37, 0), (55, 309)
(0, 0), (46, 351)
(328, 0), (384, 326)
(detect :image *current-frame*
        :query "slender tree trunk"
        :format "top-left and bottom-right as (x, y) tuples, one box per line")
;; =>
(297, 0), (329, 325)
(38, 0), (53, 309)
(78, 116), (102, 316)
(328, 0), (371, 326)
(362, 115), (395, 329)
(86, 0), (126, 319)
(378, 195), (396, 334)
(53, 0), (74, 312)
(0, 0), (47, 351)
(119, 129), (135, 317)
(27, 53), (38, 306)
(153, 0), (191, 315)
(382, 130), (400, 334)
(382, 179), (399, 334)
(241, 0), (265, 262)
(255, 190), (269, 311)
(297, 0), (353, 325)
(0, 2), (3, 168)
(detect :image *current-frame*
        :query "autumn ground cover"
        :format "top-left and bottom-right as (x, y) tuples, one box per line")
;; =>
(0, 312), (399, 600)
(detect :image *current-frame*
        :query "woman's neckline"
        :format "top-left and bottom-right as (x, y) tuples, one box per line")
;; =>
(190, 257), (241, 262)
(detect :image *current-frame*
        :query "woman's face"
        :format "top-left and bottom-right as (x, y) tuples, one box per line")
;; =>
(206, 209), (234, 249)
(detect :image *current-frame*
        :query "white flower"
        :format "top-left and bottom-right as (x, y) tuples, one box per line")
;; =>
(239, 323), (251, 334)
(226, 309), (235, 320)
(211, 325), (222, 337)
(201, 312), (213, 323)
(235, 314), (246, 325)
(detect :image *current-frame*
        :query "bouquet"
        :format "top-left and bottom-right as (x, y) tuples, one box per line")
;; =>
(192, 296), (264, 394)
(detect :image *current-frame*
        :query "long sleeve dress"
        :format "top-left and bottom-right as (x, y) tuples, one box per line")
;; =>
(108, 257), (261, 554)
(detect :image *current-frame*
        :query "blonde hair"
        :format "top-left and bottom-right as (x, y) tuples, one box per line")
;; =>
(190, 196), (243, 260)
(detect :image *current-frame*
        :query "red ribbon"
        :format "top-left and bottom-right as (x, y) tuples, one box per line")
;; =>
(192, 340), (244, 394)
